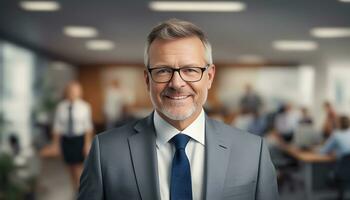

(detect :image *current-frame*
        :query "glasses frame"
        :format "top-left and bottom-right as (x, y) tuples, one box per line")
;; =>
(147, 64), (210, 83)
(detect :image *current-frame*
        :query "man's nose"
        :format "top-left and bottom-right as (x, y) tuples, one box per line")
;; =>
(168, 70), (186, 88)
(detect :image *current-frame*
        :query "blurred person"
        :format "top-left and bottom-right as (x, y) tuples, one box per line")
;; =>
(9, 134), (20, 155)
(320, 115), (350, 158)
(299, 107), (313, 125)
(247, 110), (267, 136)
(205, 108), (226, 123)
(231, 108), (253, 131)
(104, 79), (125, 129)
(274, 103), (299, 143)
(114, 104), (138, 127)
(239, 83), (262, 114)
(322, 101), (338, 139)
(264, 110), (279, 135)
(78, 19), (278, 200)
(320, 116), (350, 200)
(41, 81), (93, 191)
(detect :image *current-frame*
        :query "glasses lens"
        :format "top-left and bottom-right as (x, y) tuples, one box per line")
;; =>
(151, 67), (173, 82)
(180, 67), (202, 82)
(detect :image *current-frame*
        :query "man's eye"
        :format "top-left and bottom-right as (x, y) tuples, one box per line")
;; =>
(155, 68), (172, 75)
(182, 68), (200, 73)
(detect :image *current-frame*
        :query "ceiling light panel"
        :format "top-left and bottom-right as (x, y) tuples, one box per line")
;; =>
(149, 1), (246, 12)
(273, 40), (318, 51)
(19, 1), (60, 11)
(311, 27), (350, 38)
(64, 26), (98, 38)
(236, 55), (265, 63)
(86, 40), (115, 50)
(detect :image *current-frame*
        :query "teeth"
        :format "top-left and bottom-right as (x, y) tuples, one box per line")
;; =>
(168, 96), (188, 100)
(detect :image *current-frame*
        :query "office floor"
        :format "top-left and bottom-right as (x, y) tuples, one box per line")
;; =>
(279, 182), (306, 200)
(278, 170), (350, 200)
(36, 158), (75, 200)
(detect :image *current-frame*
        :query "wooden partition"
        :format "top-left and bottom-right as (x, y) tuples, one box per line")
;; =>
(78, 64), (152, 125)
(78, 65), (105, 124)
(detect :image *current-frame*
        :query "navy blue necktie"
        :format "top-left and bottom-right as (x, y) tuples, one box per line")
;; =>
(170, 134), (192, 200)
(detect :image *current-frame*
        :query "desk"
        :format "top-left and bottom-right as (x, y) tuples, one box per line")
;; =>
(269, 135), (337, 200)
(283, 145), (335, 163)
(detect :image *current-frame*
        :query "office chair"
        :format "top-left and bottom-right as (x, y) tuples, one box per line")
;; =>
(269, 144), (299, 193)
(334, 154), (350, 200)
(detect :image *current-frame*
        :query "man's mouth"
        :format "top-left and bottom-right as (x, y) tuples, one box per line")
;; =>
(165, 95), (190, 100)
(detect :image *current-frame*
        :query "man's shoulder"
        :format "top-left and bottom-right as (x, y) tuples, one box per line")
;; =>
(207, 118), (262, 144)
(95, 114), (153, 144)
(97, 120), (139, 140)
(207, 118), (264, 160)
(334, 130), (350, 140)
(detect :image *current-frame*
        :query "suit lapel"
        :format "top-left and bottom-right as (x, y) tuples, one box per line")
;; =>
(205, 118), (231, 200)
(128, 114), (161, 200)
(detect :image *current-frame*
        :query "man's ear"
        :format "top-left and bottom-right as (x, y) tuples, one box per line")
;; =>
(207, 64), (215, 89)
(144, 70), (150, 91)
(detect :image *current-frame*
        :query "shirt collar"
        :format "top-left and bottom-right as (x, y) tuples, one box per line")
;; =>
(154, 109), (205, 149)
(63, 99), (81, 105)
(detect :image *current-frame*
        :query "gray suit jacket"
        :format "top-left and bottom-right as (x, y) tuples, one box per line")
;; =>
(78, 113), (279, 200)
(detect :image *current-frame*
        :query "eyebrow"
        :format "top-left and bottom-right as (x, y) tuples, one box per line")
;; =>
(151, 63), (203, 68)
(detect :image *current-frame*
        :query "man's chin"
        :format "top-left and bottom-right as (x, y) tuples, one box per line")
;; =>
(160, 108), (195, 121)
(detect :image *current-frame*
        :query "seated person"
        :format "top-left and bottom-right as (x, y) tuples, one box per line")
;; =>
(274, 103), (299, 142)
(299, 107), (313, 125)
(320, 115), (350, 159)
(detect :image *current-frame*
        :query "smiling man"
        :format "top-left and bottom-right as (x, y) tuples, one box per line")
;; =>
(78, 19), (278, 200)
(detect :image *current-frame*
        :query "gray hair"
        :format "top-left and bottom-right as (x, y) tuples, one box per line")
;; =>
(144, 18), (213, 67)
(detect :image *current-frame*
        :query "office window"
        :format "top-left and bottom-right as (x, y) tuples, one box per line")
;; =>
(1, 41), (34, 149)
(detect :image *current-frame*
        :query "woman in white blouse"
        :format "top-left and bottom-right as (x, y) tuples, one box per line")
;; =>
(42, 81), (93, 191)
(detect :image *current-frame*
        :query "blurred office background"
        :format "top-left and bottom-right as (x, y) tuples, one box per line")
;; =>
(1, 0), (350, 199)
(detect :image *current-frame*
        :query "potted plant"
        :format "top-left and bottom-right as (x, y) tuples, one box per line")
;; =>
(0, 153), (25, 200)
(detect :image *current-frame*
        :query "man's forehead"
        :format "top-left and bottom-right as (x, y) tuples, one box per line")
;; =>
(150, 37), (204, 50)
(149, 37), (205, 62)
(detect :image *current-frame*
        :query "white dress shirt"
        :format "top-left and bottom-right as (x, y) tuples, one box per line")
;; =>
(154, 109), (205, 200)
(53, 99), (93, 136)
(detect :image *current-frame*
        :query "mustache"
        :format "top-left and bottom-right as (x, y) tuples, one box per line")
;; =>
(161, 87), (194, 96)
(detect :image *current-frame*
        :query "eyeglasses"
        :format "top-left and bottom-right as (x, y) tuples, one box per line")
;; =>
(147, 64), (210, 83)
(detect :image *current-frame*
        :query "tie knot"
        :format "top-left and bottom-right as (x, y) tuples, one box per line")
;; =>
(171, 134), (190, 150)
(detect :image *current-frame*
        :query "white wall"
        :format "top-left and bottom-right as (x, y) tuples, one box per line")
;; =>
(328, 65), (350, 115)
(46, 61), (77, 100)
(217, 66), (315, 112)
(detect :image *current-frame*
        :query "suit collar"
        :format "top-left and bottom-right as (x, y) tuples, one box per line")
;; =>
(130, 113), (232, 200)
(204, 117), (231, 200)
(129, 113), (161, 200)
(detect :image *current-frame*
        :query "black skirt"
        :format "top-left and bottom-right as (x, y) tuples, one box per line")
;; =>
(60, 135), (85, 165)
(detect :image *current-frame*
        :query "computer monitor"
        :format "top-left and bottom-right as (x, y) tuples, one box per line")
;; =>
(293, 124), (322, 149)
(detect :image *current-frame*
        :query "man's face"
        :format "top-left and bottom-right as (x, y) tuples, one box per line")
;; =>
(67, 83), (82, 101)
(145, 37), (215, 126)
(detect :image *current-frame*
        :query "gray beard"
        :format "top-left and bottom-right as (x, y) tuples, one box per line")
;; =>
(159, 104), (196, 121)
